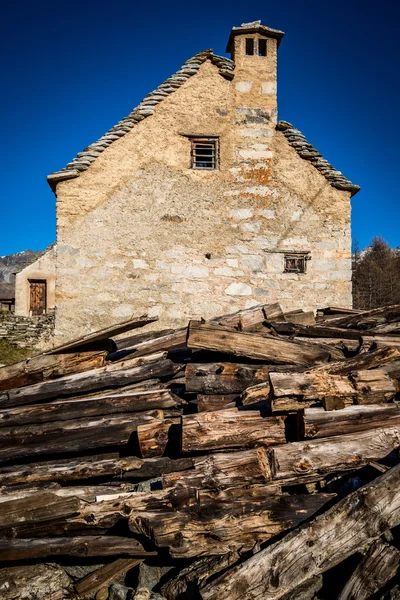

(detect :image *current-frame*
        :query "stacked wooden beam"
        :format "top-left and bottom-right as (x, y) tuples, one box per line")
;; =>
(0, 303), (399, 599)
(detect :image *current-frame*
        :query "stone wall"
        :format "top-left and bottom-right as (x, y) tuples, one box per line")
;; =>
(51, 35), (353, 343)
(0, 312), (55, 349)
(15, 246), (56, 316)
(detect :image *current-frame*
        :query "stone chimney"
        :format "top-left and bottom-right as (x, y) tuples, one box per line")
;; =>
(226, 20), (284, 125)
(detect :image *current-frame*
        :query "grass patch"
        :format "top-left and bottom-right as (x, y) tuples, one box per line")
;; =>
(0, 339), (34, 366)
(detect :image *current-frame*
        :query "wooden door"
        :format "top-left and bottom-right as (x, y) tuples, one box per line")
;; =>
(29, 280), (47, 315)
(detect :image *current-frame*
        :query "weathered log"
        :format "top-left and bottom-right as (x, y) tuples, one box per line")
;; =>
(273, 425), (400, 484)
(186, 362), (270, 394)
(351, 369), (396, 403)
(0, 351), (107, 392)
(182, 408), (285, 452)
(187, 322), (334, 366)
(315, 347), (400, 375)
(209, 303), (283, 329)
(131, 487), (334, 558)
(240, 382), (270, 407)
(163, 447), (275, 490)
(75, 558), (143, 597)
(0, 537), (154, 561)
(0, 492), (80, 528)
(0, 453), (144, 486)
(0, 359), (181, 408)
(0, 410), (162, 462)
(271, 321), (361, 340)
(119, 328), (188, 358)
(0, 483), (135, 503)
(200, 463), (400, 600)
(121, 456), (195, 480)
(323, 304), (400, 331)
(0, 389), (178, 427)
(282, 310), (316, 325)
(300, 405), (400, 440)
(197, 394), (238, 412)
(137, 417), (180, 458)
(270, 371), (355, 410)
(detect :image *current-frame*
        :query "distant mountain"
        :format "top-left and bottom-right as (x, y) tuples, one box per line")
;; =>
(0, 250), (43, 284)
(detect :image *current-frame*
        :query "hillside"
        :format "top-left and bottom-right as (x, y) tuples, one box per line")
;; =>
(0, 250), (43, 283)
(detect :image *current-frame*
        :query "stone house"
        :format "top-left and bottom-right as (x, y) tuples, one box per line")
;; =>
(16, 20), (360, 344)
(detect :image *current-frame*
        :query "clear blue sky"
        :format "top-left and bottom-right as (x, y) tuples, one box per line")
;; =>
(1, 0), (398, 255)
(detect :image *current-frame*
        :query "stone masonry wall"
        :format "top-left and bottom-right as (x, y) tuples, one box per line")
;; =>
(0, 312), (55, 349)
(53, 51), (352, 343)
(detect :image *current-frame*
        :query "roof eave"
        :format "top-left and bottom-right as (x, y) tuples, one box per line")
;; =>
(226, 25), (285, 53)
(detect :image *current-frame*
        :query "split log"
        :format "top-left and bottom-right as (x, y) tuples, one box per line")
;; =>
(163, 447), (275, 490)
(182, 408), (285, 452)
(300, 405), (400, 440)
(0, 537), (154, 561)
(0, 492), (80, 528)
(75, 558), (143, 597)
(200, 463), (400, 600)
(338, 539), (400, 600)
(48, 314), (158, 354)
(0, 454), (144, 486)
(0, 351), (107, 392)
(0, 359), (182, 408)
(197, 394), (238, 412)
(131, 487), (334, 558)
(0, 410), (163, 462)
(0, 389), (178, 427)
(185, 363), (270, 394)
(351, 369), (396, 403)
(270, 372), (355, 410)
(187, 322), (334, 366)
(273, 425), (400, 484)
(137, 417), (180, 458)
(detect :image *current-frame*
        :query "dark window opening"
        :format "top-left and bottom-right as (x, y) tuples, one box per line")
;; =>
(245, 38), (254, 56)
(190, 138), (218, 170)
(284, 255), (307, 274)
(258, 38), (267, 57)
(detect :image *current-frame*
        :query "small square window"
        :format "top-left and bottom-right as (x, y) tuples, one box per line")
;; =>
(284, 254), (307, 274)
(190, 138), (219, 170)
(245, 38), (255, 56)
(258, 38), (267, 57)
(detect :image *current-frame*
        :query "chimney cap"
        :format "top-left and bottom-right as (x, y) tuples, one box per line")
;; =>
(226, 21), (285, 53)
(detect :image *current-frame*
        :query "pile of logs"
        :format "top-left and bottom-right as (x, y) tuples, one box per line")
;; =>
(0, 303), (400, 600)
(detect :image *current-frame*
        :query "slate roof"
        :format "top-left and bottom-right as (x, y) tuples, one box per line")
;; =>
(276, 121), (360, 196)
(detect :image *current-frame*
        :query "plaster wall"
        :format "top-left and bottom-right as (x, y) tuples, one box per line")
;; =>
(54, 50), (351, 342)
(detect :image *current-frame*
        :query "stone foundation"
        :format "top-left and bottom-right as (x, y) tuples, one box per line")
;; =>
(0, 312), (55, 350)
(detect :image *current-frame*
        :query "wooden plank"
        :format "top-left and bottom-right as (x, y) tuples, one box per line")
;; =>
(116, 327), (188, 359)
(271, 321), (361, 340)
(187, 322), (334, 366)
(47, 314), (158, 354)
(0, 492), (80, 528)
(0, 537), (154, 561)
(75, 558), (143, 597)
(338, 540), (400, 600)
(185, 362), (270, 394)
(200, 464), (400, 600)
(182, 408), (285, 452)
(0, 351), (107, 392)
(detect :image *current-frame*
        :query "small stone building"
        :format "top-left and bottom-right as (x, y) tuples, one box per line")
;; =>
(18, 20), (360, 344)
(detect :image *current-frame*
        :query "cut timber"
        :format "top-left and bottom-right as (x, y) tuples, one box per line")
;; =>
(137, 417), (180, 458)
(75, 558), (143, 597)
(315, 347), (400, 376)
(301, 405), (400, 440)
(282, 310), (316, 325)
(273, 426), (400, 484)
(0, 492), (80, 528)
(270, 372), (355, 410)
(163, 447), (274, 490)
(209, 303), (283, 329)
(131, 487), (334, 558)
(0, 351), (107, 392)
(185, 363), (269, 394)
(0, 389), (178, 427)
(200, 464), (400, 600)
(0, 410), (162, 462)
(0, 537), (154, 561)
(351, 369), (396, 403)
(0, 359), (181, 408)
(338, 539), (400, 600)
(119, 327), (187, 358)
(187, 322), (333, 366)
(182, 408), (285, 452)
(47, 314), (158, 354)
(197, 394), (238, 412)
(0, 454), (144, 486)
(271, 321), (361, 340)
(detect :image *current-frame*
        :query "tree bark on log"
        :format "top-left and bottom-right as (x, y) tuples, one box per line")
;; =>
(187, 322), (335, 366)
(182, 408), (285, 452)
(200, 463), (400, 600)
(185, 363), (270, 394)
(338, 539), (400, 600)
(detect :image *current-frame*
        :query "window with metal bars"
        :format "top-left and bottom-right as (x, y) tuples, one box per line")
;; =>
(190, 138), (219, 170)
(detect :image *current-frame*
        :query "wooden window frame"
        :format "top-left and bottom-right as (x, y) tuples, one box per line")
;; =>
(190, 137), (219, 171)
(284, 254), (308, 274)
